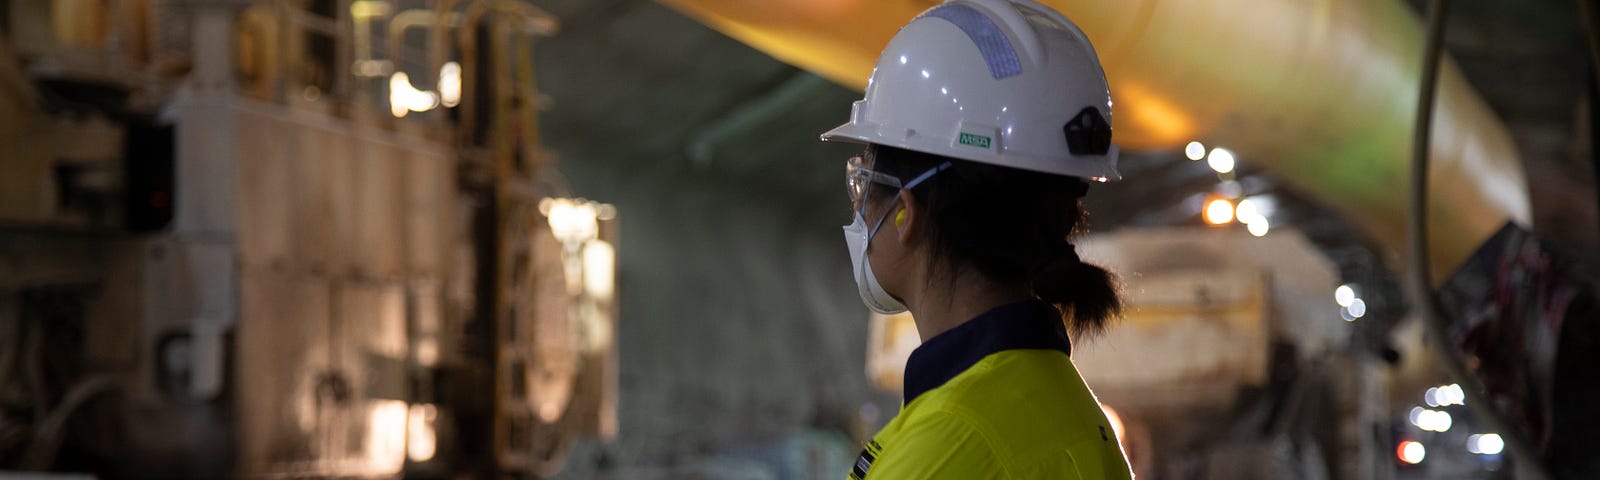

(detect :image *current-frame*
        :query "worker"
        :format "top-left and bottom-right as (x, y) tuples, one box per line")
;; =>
(821, 0), (1133, 478)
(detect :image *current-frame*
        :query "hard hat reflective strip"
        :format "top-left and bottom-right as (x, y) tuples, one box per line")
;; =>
(920, 4), (1023, 79)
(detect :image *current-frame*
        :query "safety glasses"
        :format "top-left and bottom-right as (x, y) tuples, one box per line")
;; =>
(845, 154), (953, 212)
(846, 155), (903, 209)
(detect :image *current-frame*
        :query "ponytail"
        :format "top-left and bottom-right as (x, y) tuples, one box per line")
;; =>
(866, 144), (1122, 337)
(1032, 243), (1121, 336)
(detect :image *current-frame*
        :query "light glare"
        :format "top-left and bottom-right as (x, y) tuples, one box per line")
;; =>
(439, 62), (462, 107)
(408, 403), (438, 462)
(1185, 141), (1206, 160)
(1335, 285), (1356, 307)
(368, 400), (409, 471)
(1235, 197), (1260, 222)
(1468, 433), (1504, 455)
(1411, 408), (1453, 432)
(545, 199), (600, 245)
(1203, 198), (1234, 225)
(1207, 148), (1236, 173)
(583, 240), (616, 301)
(1398, 440), (1426, 464)
(1434, 384), (1466, 406)
(389, 72), (440, 118)
(1246, 217), (1269, 237)
(1348, 298), (1367, 318)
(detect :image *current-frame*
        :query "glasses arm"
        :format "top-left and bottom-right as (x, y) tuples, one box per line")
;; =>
(902, 161), (953, 190)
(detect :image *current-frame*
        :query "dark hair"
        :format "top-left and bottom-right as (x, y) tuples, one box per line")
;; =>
(865, 144), (1121, 336)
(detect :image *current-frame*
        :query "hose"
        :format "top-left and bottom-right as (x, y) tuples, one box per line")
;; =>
(16, 375), (119, 470)
(1408, 0), (1551, 477)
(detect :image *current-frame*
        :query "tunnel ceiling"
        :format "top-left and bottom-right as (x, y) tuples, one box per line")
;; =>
(532, 0), (1597, 272)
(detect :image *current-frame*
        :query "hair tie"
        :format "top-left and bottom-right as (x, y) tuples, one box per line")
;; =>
(1058, 242), (1081, 265)
(1034, 241), (1080, 277)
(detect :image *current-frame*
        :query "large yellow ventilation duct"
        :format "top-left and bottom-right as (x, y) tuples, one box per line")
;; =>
(662, 0), (1530, 280)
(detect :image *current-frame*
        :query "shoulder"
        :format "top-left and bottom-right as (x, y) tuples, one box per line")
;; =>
(866, 409), (1015, 480)
(877, 408), (1117, 480)
(934, 349), (1101, 423)
(909, 350), (1132, 478)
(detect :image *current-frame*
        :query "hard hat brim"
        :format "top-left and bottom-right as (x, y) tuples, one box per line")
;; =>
(821, 120), (1122, 182)
(819, 122), (875, 145)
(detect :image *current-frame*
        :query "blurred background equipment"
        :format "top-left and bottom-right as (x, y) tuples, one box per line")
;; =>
(866, 227), (1355, 478)
(0, 0), (614, 478)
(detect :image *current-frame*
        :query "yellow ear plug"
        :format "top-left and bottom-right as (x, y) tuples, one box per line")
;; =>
(895, 209), (907, 226)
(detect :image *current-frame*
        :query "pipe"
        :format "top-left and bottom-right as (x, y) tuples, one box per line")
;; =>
(455, 0), (559, 149)
(387, 10), (438, 77)
(686, 73), (833, 166)
(1408, 0), (1550, 477)
(660, 0), (1531, 283)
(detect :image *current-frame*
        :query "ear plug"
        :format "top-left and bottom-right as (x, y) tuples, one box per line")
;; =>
(895, 209), (907, 226)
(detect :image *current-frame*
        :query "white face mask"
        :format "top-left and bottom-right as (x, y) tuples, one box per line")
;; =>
(843, 209), (907, 314)
(840, 159), (952, 315)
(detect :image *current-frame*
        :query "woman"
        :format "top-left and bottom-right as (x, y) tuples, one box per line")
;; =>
(821, 0), (1134, 478)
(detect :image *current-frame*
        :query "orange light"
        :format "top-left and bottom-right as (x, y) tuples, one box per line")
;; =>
(1100, 403), (1131, 459)
(1115, 83), (1196, 148)
(1204, 198), (1235, 225)
(1397, 440), (1425, 465)
(1099, 404), (1126, 442)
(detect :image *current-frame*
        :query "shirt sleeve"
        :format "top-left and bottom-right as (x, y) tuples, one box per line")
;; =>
(863, 410), (1061, 480)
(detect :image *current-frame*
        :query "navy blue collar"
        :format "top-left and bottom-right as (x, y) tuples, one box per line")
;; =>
(902, 300), (1072, 404)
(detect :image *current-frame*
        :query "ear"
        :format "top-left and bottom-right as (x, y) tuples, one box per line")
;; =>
(895, 189), (919, 244)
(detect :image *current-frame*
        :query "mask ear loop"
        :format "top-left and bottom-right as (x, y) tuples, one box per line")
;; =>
(866, 198), (898, 242)
(865, 161), (953, 241)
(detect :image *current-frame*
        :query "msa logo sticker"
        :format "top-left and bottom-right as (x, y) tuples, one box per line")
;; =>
(958, 132), (992, 149)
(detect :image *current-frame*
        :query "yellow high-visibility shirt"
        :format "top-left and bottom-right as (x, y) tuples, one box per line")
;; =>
(849, 300), (1133, 479)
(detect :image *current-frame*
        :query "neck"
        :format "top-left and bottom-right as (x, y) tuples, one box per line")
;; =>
(905, 270), (1032, 342)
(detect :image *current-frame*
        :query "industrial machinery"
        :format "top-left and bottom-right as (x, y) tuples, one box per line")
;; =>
(866, 223), (1598, 479)
(866, 227), (1363, 478)
(0, 1), (615, 478)
(1072, 228), (1362, 479)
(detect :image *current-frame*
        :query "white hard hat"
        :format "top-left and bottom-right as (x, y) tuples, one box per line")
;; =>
(821, 0), (1120, 181)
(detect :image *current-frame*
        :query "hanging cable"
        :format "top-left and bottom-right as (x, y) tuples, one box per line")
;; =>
(1408, 0), (1551, 478)
(1581, 0), (1600, 81)
(1581, 0), (1600, 240)
(17, 375), (119, 470)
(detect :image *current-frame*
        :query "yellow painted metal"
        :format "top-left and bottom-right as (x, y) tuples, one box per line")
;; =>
(660, 0), (1531, 281)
